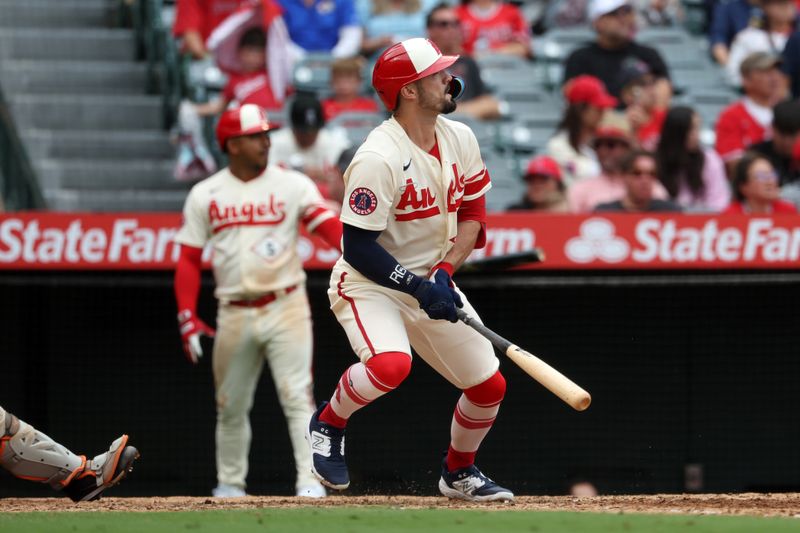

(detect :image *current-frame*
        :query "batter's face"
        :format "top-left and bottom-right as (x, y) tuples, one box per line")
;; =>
(415, 69), (457, 115)
(228, 132), (270, 171)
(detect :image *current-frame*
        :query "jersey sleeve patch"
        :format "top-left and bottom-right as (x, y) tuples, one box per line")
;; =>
(349, 187), (378, 216)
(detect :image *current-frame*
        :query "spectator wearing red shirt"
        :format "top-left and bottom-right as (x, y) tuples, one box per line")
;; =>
(173, 0), (247, 58)
(455, 0), (532, 58)
(196, 27), (282, 115)
(724, 152), (798, 213)
(715, 52), (787, 175)
(618, 59), (666, 149)
(321, 58), (380, 121)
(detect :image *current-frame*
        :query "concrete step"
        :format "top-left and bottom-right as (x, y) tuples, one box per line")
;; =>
(0, 28), (134, 61)
(10, 94), (163, 130)
(35, 158), (181, 190)
(44, 189), (190, 212)
(0, 0), (114, 28)
(23, 129), (174, 160)
(0, 60), (149, 95)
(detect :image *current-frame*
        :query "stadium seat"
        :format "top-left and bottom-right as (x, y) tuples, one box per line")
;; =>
(293, 53), (336, 96)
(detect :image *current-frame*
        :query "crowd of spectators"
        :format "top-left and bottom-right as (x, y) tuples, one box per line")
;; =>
(168, 0), (800, 215)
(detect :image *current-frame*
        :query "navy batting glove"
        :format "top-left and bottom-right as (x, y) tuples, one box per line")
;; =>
(412, 280), (459, 322)
(431, 269), (463, 309)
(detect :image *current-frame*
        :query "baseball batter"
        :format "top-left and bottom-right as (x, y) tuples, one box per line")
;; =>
(0, 405), (138, 501)
(174, 104), (342, 498)
(307, 38), (513, 502)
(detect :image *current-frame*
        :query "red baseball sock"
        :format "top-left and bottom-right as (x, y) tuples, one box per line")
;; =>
(320, 351), (411, 428)
(446, 371), (506, 472)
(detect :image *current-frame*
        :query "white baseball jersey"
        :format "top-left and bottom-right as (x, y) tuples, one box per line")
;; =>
(269, 127), (351, 172)
(336, 116), (491, 275)
(175, 165), (334, 300)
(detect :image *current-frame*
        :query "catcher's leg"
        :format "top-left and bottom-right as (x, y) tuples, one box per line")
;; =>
(0, 406), (139, 501)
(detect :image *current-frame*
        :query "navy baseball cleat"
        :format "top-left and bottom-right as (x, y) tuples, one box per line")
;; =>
(307, 402), (349, 490)
(438, 458), (514, 502)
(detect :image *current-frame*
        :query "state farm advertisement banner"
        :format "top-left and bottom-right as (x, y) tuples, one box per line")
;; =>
(0, 213), (799, 270)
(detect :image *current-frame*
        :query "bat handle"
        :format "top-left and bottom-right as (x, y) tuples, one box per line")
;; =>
(456, 309), (513, 353)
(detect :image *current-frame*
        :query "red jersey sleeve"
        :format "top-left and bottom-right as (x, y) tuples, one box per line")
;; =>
(173, 0), (203, 37)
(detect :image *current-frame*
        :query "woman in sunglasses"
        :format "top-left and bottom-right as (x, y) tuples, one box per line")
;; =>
(723, 152), (798, 213)
(655, 106), (730, 212)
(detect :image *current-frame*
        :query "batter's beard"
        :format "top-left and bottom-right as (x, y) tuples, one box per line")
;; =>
(441, 99), (457, 115)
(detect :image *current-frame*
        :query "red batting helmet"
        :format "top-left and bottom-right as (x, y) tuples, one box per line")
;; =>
(215, 104), (271, 152)
(372, 37), (462, 111)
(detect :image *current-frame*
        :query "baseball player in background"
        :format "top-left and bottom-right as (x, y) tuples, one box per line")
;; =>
(0, 405), (138, 501)
(307, 38), (514, 502)
(173, 104), (343, 498)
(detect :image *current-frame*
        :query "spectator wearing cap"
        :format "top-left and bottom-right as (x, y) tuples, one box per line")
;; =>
(595, 150), (682, 211)
(507, 156), (569, 212)
(321, 58), (380, 121)
(655, 106), (730, 212)
(748, 99), (800, 184)
(723, 151), (798, 212)
(716, 51), (787, 174)
(634, 0), (685, 27)
(425, 3), (501, 119)
(726, 0), (797, 86)
(618, 58), (666, 149)
(546, 75), (616, 185)
(278, 0), (362, 59)
(709, 0), (762, 65)
(568, 111), (670, 212)
(455, 0), (532, 58)
(269, 95), (352, 196)
(563, 0), (672, 108)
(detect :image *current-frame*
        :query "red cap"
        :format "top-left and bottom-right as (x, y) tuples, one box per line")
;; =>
(564, 75), (617, 108)
(215, 104), (271, 152)
(524, 156), (562, 181)
(372, 38), (459, 111)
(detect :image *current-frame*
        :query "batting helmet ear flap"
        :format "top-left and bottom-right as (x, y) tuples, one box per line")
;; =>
(447, 76), (464, 102)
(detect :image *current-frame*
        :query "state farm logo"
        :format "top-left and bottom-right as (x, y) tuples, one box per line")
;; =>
(565, 218), (629, 263)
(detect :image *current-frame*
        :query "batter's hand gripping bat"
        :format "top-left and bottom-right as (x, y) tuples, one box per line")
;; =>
(456, 309), (591, 411)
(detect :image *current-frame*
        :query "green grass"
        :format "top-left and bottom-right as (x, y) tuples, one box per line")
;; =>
(0, 508), (797, 533)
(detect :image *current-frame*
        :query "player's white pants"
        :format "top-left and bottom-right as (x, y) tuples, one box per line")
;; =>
(212, 287), (318, 492)
(328, 267), (499, 389)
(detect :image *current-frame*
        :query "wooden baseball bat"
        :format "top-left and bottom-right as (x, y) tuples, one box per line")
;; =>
(459, 248), (546, 273)
(456, 309), (591, 411)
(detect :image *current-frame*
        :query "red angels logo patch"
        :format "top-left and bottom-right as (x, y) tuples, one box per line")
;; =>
(349, 188), (377, 215)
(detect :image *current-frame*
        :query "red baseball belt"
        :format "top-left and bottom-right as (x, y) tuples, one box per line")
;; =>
(227, 285), (299, 308)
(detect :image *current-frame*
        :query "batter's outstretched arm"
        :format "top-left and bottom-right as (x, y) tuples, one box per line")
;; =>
(342, 224), (462, 322)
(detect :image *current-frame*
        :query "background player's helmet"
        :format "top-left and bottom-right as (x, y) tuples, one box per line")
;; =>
(215, 104), (271, 152)
(372, 37), (463, 111)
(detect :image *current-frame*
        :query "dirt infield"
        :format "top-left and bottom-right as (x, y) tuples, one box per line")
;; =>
(1, 494), (799, 517)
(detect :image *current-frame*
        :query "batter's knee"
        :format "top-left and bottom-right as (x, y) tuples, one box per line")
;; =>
(365, 351), (412, 389)
(464, 371), (506, 405)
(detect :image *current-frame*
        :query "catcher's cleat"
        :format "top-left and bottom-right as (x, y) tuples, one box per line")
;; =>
(438, 458), (514, 502)
(307, 402), (349, 490)
(63, 435), (139, 502)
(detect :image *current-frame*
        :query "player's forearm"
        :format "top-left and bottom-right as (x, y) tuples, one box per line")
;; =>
(174, 245), (203, 312)
(313, 217), (343, 252)
(182, 30), (207, 59)
(342, 224), (422, 294)
(441, 220), (481, 272)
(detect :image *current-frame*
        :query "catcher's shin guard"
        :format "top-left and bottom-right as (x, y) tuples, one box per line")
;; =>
(0, 409), (85, 490)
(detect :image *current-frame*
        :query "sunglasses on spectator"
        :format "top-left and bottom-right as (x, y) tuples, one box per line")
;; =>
(595, 139), (628, 149)
(606, 5), (634, 17)
(631, 168), (657, 177)
(431, 20), (461, 28)
(752, 170), (778, 182)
